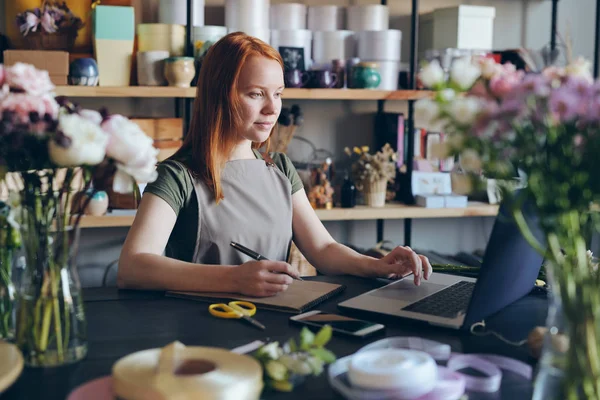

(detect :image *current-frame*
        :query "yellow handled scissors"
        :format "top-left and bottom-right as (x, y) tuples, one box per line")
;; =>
(208, 301), (266, 330)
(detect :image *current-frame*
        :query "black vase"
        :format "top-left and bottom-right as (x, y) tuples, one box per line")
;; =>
(341, 177), (357, 208)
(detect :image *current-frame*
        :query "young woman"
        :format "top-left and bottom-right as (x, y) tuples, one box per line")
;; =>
(117, 32), (432, 297)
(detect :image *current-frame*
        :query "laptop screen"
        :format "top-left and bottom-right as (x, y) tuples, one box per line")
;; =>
(462, 195), (545, 327)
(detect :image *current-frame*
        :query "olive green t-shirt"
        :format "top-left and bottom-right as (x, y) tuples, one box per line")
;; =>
(144, 149), (304, 262)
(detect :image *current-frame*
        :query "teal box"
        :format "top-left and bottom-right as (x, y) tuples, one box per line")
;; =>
(92, 6), (135, 41)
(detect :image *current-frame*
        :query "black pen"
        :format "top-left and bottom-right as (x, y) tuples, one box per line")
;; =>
(230, 242), (304, 281)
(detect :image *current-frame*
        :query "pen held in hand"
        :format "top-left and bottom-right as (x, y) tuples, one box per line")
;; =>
(230, 241), (304, 281)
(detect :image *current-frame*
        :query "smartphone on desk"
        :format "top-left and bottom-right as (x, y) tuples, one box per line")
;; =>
(290, 310), (385, 338)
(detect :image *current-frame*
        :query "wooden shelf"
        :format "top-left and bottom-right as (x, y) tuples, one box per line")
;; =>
(78, 202), (498, 228)
(315, 202), (499, 221)
(54, 86), (431, 100)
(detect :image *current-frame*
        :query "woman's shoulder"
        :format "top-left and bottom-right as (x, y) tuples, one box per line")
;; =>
(144, 155), (195, 215)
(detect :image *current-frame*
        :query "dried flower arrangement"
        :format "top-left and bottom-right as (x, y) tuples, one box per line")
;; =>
(345, 144), (397, 191)
(16, 1), (84, 51)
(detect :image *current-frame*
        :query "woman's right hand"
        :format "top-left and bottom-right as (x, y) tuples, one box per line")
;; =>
(232, 260), (300, 297)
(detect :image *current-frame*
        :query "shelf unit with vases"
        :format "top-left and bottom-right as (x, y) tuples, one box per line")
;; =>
(61, 0), (564, 248)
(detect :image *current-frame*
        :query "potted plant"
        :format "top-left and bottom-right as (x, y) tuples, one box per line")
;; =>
(346, 144), (397, 207)
(16, 1), (84, 52)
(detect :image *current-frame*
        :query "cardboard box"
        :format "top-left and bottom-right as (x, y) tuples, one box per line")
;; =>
(3, 50), (69, 85)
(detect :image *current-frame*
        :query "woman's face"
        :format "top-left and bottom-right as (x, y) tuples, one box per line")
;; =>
(236, 56), (284, 144)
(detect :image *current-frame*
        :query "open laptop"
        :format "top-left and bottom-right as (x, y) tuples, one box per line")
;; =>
(338, 197), (545, 330)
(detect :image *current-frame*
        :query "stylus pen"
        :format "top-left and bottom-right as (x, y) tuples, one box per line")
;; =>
(230, 241), (304, 281)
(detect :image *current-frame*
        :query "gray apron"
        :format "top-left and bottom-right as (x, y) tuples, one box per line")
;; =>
(188, 153), (293, 265)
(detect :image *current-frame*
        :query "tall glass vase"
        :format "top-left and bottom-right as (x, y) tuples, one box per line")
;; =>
(532, 230), (600, 399)
(532, 260), (569, 399)
(0, 246), (16, 342)
(13, 173), (88, 367)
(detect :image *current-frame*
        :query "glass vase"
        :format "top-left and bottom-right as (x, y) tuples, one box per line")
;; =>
(0, 246), (16, 342)
(14, 217), (87, 367)
(532, 254), (600, 399)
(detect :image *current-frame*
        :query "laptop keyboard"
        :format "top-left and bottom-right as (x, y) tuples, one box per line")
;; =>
(402, 281), (476, 318)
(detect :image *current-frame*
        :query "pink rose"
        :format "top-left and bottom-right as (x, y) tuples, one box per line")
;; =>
(0, 93), (59, 126)
(0, 65), (5, 87)
(5, 62), (54, 96)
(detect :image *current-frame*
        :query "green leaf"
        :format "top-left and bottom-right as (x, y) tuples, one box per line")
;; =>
(299, 327), (315, 350)
(265, 360), (288, 381)
(313, 325), (332, 347)
(270, 379), (294, 392)
(308, 347), (337, 364)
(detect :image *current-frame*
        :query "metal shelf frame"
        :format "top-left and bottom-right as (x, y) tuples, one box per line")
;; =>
(176, 0), (565, 247)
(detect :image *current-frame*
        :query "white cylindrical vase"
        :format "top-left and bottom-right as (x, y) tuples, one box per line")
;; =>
(307, 5), (345, 31)
(357, 30), (402, 61)
(347, 5), (389, 31)
(159, 0), (205, 26)
(312, 30), (356, 66)
(270, 3), (307, 30)
(270, 29), (312, 70)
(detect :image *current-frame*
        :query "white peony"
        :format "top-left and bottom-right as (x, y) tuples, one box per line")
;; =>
(479, 57), (502, 79)
(101, 115), (159, 193)
(565, 57), (593, 83)
(49, 113), (108, 166)
(448, 97), (482, 125)
(459, 149), (482, 172)
(414, 98), (446, 131)
(450, 57), (481, 90)
(419, 60), (445, 88)
(439, 88), (456, 102)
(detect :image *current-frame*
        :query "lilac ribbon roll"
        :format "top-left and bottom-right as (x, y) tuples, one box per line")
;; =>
(328, 336), (533, 400)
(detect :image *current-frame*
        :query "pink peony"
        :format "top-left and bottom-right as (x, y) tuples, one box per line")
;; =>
(5, 63), (54, 96)
(40, 11), (57, 33)
(19, 12), (40, 35)
(0, 93), (59, 125)
(489, 72), (523, 98)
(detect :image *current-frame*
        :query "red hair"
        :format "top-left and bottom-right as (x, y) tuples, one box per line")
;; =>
(171, 32), (284, 203)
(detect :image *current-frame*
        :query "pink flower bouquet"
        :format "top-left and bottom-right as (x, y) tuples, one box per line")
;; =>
(416, 53), (600, 399)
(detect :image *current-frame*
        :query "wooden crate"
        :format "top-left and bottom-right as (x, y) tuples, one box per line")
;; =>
(131, 118), (183, 141)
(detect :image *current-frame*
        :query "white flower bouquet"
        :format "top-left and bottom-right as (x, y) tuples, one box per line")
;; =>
(0, 62), (159, 366)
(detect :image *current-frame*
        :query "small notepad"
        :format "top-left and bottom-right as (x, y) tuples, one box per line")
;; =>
(166, 280), (346, 314)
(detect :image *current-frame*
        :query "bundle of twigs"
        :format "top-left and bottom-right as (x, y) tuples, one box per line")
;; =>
(272, 104), (304, 153)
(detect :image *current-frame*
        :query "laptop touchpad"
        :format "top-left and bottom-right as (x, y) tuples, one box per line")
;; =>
(369, 279), (447, 302)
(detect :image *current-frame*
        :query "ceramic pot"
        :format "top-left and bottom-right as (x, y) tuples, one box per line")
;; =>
(137, 51), (169, 86)
(164, 57), (196, 88)
(69, 58), (99, 86)
(351, 62), (381, 89)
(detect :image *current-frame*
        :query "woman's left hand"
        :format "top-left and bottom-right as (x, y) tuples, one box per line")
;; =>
(372, 246), (432, 286)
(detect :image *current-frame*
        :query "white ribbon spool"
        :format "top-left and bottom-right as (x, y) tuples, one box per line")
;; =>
(347, 349), (437, 399)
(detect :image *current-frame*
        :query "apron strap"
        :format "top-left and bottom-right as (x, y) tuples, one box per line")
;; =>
(261, 151), (276, 167)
